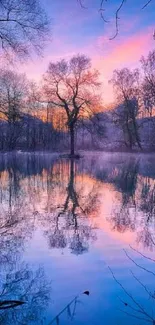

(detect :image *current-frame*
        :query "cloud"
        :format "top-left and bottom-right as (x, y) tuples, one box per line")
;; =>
(92, 28), (155, 103)
(95, 27), (154, 74)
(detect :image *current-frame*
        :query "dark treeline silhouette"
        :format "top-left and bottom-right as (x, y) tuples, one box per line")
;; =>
(0, 111), (106, 152)
(0, 113), (67, 151)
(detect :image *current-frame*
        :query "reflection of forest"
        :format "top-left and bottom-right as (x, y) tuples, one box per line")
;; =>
(0, 153), (100, 258)
(0, 262), (50, 324)
(78, 154), (155, 250)
(0, 152), (155, 269)
(109, 165), (155, 250)
(0, 153), (102, 323)
(0, 156), (52, 324)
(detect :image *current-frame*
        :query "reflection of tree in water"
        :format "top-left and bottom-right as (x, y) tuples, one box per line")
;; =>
(44, 159), (99, 255)
(137, 177), (155, 249)
(106, 160), (155, 250)
(109, 161), (138, 233)
(2, 152), (155, 252)
(140, 177), (155, 220)
(0, 154), (100, 259)
(0, 263), (50, 325)
(0, 156), (52, 324)
(2, 153), (155, 323)
(0, 154), (100, 323)
(0, 168), (35, 266)
(113, 161), (138, 206)
(0, 195), (50, 325)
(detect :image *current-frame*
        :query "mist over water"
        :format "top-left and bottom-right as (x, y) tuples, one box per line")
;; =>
(0, 151), (155, 324)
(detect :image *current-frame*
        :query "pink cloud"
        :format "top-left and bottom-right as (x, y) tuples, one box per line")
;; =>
(92, 28), (155, 103)
(95, 28), (154, 73)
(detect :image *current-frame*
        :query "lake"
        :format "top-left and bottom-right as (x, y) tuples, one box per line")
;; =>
(0, 151), (155, 324)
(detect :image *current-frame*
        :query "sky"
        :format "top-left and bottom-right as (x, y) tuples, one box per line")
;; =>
(22, 0), (155, 104)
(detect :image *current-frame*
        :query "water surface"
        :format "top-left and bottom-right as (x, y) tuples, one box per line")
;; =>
(0, 151), (155, 324)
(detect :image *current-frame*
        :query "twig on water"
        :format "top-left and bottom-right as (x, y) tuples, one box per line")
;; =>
(48, 290), (90, 324)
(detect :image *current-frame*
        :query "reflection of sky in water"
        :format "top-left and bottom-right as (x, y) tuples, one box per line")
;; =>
(0, 152), (155, 324)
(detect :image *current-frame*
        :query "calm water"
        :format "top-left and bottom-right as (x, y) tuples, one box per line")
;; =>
(0, 151), (155, 324)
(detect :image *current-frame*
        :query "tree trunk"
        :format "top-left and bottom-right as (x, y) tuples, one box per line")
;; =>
(132, 116), (142, 150)
(69, 124), (75, 156)
(125, 121), (132, 149)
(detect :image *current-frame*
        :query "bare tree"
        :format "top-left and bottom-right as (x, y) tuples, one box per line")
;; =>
(0, 69), (28, 122)
(0, 0), (50, 60)
(0, 69), (29, 149)
(42, 54), (101, 157)
(141, 50), (155, 117)
(110, 68), (142, 150)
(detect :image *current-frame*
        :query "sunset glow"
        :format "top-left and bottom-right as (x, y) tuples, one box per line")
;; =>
(1, 2), (155, 325)
(20, 0), (155, 106)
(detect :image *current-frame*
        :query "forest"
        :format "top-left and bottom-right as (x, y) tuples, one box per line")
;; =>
(0, 0), (154, 155)
(0, 51), (155, 154)
(0, 2), (155, 325)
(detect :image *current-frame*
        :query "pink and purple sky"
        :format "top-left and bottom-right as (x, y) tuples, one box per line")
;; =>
(22, 0), (155, 104)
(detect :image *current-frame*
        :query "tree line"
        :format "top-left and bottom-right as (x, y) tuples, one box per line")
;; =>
(0, 0), (155, 154)
(1, 49), (155, 153)
(110, 50), (155, 150)
(0, 54), (104, 154)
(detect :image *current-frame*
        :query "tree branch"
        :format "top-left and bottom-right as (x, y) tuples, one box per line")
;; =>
(77, 0), (87, 9)
(109, 0), (126, 40)
(99, 0), (110, 23)
(142, 0), (153, 9)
